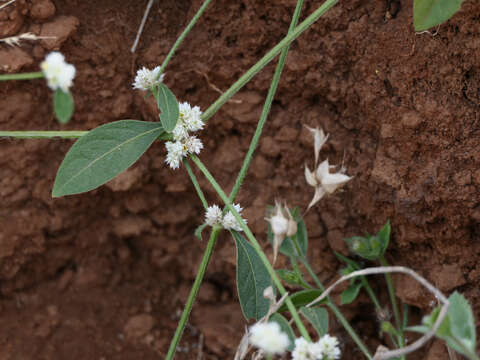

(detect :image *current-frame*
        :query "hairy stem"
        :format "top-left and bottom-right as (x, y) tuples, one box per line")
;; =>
(228, 0), (305, 202)
(190, 154), (311, 341)
(0, 72), (44, 81)
(201, 0), (337, 122)
(165, 227), (221, 360)
(379, 256), (404, 352)
(0, 131), (87, 139)
(184, 159), (208, 210)
(157, 0), (214, 77)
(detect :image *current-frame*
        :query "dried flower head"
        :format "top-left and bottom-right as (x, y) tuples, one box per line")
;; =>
(249, 322), (290, 355)
(132, 66), (164, 91)
(304, 125), (351, 210)
(40, 52), (76, 93)
(266, 202), (297, 263)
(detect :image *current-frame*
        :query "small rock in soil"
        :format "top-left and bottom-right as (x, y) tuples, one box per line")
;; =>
(124, 314), (155, 341)
(40, 15), (79, 50)
(30, 0), (56, 21)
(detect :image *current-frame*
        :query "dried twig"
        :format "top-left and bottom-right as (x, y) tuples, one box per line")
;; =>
(0, 32), (55, 46)
(0, 0), (15, 11)
(306, 266), (449, 360)
(131, 0), (155, 53)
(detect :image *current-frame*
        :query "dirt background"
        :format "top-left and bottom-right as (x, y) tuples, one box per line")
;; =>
(0, 0), (479, 359)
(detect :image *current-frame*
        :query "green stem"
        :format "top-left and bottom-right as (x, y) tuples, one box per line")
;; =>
(300, 258), (373, 359)
(165, 227), (221, 360)
(227, 0), (305, 202)
(201, 0), (337, 122)
(157, 0), (214, 77)
(360, 276), (382, 311)
(290, 256), (313, 289)
(184, 159), (208, 210)
(379, 256), (404, 352)
(0, 131), (87, 139)
(0, 72), (44, 81)
(190, 154), (311, 341)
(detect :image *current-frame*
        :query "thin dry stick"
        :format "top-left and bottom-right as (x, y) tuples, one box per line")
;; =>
(131, 0), (155, 53)
(0, 0), (15, 11)
(306, 266), (449, 360)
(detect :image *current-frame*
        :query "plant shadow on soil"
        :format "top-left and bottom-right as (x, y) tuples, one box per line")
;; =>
(0, 0), (479, 359)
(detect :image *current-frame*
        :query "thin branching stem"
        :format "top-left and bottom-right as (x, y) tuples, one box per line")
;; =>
(201, 0), (337, 122)
(165, 227), (221, 360)
(300, 257), (373, 359)
(190, 154), (312, 341)
(0, 131), (87, 139)
(0, 71), (44, 81)
(228, 0), (304, 202)
(306, 266), (450, 360)
(184, 159), (208, 210)
(157, 0), (214, 77)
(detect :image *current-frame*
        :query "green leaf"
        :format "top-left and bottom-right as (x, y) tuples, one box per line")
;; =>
(381, 321), (400, 338)
(377, 220), (391, 255)
(195, 223), (208, 240)
(413, 0), (464, 31)
(335, 252), (362, 270)
(277, 269), (310, 289)
(154, 84), (179, 132)
(232, 231), (270, 320)
(52, 120), (163, 197)
(340, 282), (363, 305)
(300, 306), (329, 337)
(53, 89), (74, 124)
(277, 289), (325, 313)
(448, 292), (476, 353)
(269, 313), (295, 351)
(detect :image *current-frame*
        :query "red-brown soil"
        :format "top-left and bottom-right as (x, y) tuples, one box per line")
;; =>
(1, 0), (479, 359)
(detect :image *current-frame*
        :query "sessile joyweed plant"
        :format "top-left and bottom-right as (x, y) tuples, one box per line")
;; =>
(0, 0), (477, 359)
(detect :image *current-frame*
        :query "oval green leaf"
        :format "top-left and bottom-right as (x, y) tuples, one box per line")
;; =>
(232, 230), (270, 320)
(52, 120), (163, 197)
(300, 306), (329, 337)
(277, 289), (325, 313)
(340, 282), (363, 305)
(54, 89), (74, 124)
(413, 0), (464, 31)
(269, 313), (295, 351)
(154, 84), (179, 132)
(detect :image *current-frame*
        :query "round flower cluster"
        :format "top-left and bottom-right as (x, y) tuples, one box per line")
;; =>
(292, 335), (341, 360)
(165, 102), (204, 169)
(249, 322), (290, 355)
(40, 52), (76, 93)
(132, 66), (165, 91)
(205, 203), (247, 232)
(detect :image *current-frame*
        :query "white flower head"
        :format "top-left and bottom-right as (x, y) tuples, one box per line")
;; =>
(184, 135), (203, 155)
(172, 122), (188, 141)
(317, 334), (341, 360)
(165, 141), (186, 170)
(205, 205), (222, 227)
(222, 203), (246, 232)
(179, 102), (204, 132)
(292, 337), (310, 360)
(40, 52), (76, 92)
(132, 66), (164, 91)
(249, 322), (290, 355)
